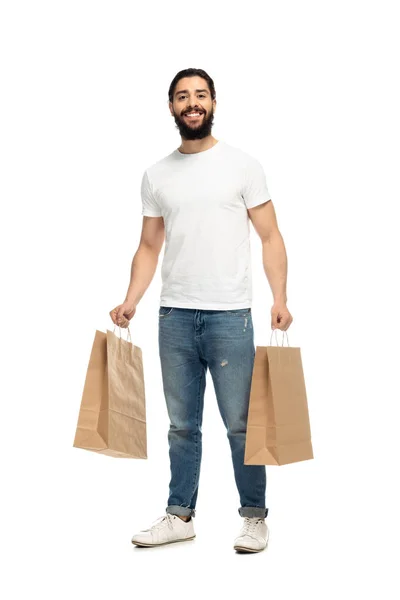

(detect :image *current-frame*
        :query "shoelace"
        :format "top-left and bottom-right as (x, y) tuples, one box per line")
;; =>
(241, 517), (264, 537)
(142, 513), (176, 532)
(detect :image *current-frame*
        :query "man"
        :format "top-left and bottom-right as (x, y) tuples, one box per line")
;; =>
(110, 68), (293, 553)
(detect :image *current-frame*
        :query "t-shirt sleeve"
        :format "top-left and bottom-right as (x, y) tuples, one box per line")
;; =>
(242, 158), (272, 209)
(141, 170), (162, 217)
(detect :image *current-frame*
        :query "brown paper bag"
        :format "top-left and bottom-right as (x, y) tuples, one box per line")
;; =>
(244, 330), (313, 466)
(73, 326), (147, 459)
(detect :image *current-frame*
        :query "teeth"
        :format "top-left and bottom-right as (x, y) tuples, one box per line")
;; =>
(186, 112), (202, 116)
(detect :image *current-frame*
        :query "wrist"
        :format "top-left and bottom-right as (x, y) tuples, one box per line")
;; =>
(273, 295), (287, 304)
(125, 294), (138, 306)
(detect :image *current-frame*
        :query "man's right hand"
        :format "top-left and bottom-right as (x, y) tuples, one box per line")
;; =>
(109, 301), (137, 328)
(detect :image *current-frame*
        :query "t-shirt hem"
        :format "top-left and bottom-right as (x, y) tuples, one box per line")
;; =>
(142, 210), (162, 217)
(159, 300), (252, 310)
(246, 197), (272, 209)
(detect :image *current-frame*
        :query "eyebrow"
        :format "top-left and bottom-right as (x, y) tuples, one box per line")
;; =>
(175, 89), (209, 97)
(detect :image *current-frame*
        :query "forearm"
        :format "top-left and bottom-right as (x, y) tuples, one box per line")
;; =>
(262, 231), (288, 303)
(124, 245), (159, 305)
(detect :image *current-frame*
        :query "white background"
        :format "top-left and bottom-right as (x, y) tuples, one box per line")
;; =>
(1, 1), (399, 598)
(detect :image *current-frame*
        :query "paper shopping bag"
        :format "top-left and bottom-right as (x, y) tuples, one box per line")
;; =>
(244, 330), (313, 466)
(73, 326), (147, 458)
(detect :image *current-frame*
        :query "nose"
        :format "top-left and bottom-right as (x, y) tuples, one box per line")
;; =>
(186, 105), (202, 112)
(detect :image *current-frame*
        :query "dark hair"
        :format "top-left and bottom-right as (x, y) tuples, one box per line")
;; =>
(168, 68), (216, 103)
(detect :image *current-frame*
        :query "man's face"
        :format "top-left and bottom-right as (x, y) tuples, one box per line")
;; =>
(169, 76), (216, 140)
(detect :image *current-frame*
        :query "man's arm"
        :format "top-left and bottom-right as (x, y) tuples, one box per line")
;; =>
(124, 216), (165, 304)
(247, 200), (292, 330)
(247, 200), (287, 303)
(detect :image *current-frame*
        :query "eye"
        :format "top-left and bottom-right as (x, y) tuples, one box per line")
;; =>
(178, 94), (206, 100)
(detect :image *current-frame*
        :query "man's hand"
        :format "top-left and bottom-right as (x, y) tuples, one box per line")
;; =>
(271, 302), (293, 331)
(109, 301), (137, 328)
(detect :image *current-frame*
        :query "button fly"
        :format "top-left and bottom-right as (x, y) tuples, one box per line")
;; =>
(194, 310), (205, 335)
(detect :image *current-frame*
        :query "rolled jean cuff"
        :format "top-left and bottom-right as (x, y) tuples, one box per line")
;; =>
(239, 506), (269, 518)
(166, 505), (196, 518)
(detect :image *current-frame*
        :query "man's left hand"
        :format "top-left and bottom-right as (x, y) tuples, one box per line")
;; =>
(271, 302), (293, 331)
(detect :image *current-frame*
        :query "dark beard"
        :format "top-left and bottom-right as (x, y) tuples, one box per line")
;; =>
(173, 108), (215, 140)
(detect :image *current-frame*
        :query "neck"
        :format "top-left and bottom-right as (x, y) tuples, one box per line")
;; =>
(178, 136), (218, 155)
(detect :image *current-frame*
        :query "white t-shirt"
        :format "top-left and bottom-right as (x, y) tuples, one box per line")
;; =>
(140, 140), (271, 310)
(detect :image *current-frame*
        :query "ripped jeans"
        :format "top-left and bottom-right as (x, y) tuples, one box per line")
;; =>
(158, 307), (268, 520)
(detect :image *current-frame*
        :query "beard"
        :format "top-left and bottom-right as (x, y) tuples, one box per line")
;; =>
(172, 107), (215, 140)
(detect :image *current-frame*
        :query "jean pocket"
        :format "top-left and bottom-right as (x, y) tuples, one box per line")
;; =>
(225, 307), (251, 316)
(159, 306), (174, 317)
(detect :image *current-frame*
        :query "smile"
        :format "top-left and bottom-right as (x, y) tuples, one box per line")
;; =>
(184, 112), (203, 119)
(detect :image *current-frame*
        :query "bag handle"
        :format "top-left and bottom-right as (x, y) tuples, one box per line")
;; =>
(113, 324), (132, 344)
(269, 328), (290, 347)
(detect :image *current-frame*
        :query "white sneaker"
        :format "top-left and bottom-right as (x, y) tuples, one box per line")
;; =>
(233, 517), (269, 553)
(131, 513), (196, 547)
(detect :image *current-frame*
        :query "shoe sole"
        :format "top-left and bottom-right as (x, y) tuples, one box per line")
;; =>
(131, 535), (196, 547)
(234, 532), (270, 553)
(234, 544), (267, 553)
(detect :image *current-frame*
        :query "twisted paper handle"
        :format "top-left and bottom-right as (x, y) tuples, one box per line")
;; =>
(269, 328), (290, 347)
(113, 323), (132, 344)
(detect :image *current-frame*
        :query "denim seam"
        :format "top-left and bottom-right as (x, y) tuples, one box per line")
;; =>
(189, 368), (203, 504)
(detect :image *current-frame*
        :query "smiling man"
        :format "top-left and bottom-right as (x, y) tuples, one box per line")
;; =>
(110, 68), (293, 553)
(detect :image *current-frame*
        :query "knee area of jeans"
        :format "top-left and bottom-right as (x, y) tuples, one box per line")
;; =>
(168, 425), (201, 437)
(227, 427), (247, 437)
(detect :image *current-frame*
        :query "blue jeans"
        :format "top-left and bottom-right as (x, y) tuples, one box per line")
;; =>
(158, 306), (268, 520)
